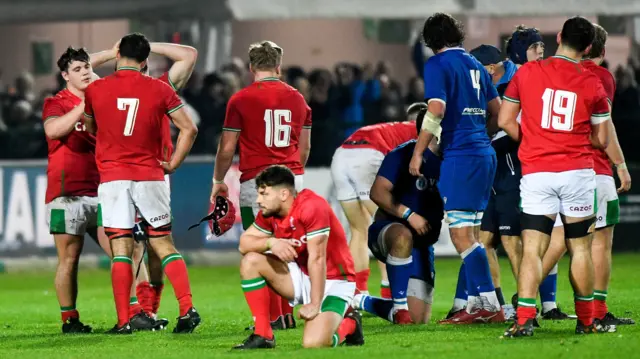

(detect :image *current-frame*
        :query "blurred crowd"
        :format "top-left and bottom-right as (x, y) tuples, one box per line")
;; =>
(0, 54), (639, 166)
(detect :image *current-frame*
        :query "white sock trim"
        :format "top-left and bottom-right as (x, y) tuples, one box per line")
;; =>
(460, 242), (480, 260)
(386, 255), (413, 266)
(549, 263), (559, 275)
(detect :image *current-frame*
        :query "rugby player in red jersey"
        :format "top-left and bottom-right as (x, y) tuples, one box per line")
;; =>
(234, 165), (363, 349)
(498, 17), (615, 336)
(211, 40), (311, 330)
(83, 33), (199, 334)
(541, 23), (634, 326)
(43, 44), (124, 334)
(330, 103), (426, 297)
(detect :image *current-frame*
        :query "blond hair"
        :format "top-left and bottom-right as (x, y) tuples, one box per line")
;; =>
(248, 40), (283, 71)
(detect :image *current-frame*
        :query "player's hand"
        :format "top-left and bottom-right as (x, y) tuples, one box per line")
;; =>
(112, 39), (121, 52)
(409, 154), (423, 177)
(210, 182), (229, 203)
(298, 303), (320, 321)
(617, 167), (632, 193)
(408, 213), (430, 236)
(159, 161), (175, 174)
(270, 239), (298, 262)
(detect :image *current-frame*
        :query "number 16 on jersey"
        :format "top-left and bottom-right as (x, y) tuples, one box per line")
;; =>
(264, 109), (292, 147)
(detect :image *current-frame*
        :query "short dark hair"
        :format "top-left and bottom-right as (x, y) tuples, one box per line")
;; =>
(119, 33), (151, 63)
(560, 16), (595, 53)
(422, 13), (465, 52)
(255, 165), (295, 190)
(57, 47), (90, 72)
(585, 23), (608, 59)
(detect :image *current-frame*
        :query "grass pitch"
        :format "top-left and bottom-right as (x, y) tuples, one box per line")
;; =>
(0, 255), (638, 359)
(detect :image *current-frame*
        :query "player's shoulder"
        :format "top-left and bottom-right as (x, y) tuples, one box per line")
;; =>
(298, 189), (329, 209)
(44, 91), (66, 106)
(86, 76), (108, 91)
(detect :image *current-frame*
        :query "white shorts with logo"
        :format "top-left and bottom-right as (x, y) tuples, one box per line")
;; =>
(46, 196), (99, 236)
(98, 180), (171, 229)
(551, 174), (618, 229)
(288, 261), (356, 316)
(331, 147), (385, 201)
(239, 175), (304, 219)
(521, 169), (596, 218)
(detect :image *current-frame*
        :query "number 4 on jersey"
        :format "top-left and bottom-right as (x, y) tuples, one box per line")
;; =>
(264, 109), (292, 147)
(118, 98), (140, 136)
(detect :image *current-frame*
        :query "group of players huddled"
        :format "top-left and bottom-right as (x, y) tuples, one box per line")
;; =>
(42, 12), (634, 349)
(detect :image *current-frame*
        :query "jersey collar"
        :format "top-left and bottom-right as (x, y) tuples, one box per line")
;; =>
(552, 55), (579, 64)
(257, 76), (280, 82)
(117, 66), (142, 72)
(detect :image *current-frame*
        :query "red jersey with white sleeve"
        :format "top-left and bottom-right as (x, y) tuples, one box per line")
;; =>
(582, 60), (616, 177)
(158, 72), (176, 162)
(503, 56), (611, 175)
(223, 78), (311, 183)
(42, 89), (99, 203)
(340, 121), (416, 155)
(83, 68), (184, 183)
(253, 189), (356, 282)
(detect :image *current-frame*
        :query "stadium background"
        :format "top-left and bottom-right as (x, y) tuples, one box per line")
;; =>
(1, 0), (640, 270)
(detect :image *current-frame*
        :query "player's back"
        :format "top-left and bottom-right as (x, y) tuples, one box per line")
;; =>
(424, 49), (495, 157)
(226, 80), (311, 182)
(342, 122), (416, 155)
(510, 57), (610, 175)
(86, 68), (183, 182)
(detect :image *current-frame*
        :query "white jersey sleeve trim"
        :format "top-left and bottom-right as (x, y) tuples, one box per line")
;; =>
(427, 98), (446, 106)
(590, 114), (611, 125)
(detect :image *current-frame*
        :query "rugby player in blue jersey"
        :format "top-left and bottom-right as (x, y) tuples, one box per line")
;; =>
(410, 13), (504, 323)
(351, 108), (443, 324)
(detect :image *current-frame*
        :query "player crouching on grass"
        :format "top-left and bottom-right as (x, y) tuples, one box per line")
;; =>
(352, 108), (443, 325)
(234, 165), (364, 349)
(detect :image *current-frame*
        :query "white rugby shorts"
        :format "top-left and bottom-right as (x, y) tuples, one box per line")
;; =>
(46, 196), (98, 236)
(288, 261), (355, 316)
(520, 169), (596, 218)
(331, 147), (384, 201)
(98, 180), (171, 229)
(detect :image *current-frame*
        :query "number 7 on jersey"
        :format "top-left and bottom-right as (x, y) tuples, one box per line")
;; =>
(118, 98), (140, 136)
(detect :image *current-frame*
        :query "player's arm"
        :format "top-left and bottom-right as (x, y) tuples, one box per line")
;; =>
(411, 60), (445, 176)
(306, 232), (328, 313)
(83, 86), (97, 134)
(150, 42), (198, 90)
(299, 128), (311, 167)
(167, 106), (198, 172)
(370, 175), (412, 220)
(213, 96), (241, 185)
(605, 119), (631, 192)
(299, 204), (331, 319)
(43, 100), (84, 140)
(590, 91), (612, 150)
(498, 77), (522, 141)
(298, 104), (312, 167)
(89, 40), (119, 76)
(238, 224), (272, 254)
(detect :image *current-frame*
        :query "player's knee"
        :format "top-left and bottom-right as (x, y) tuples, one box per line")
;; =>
(521, 213), (555, 236)
(240, 252), (267, 271)
(564, 217), (596, 239)
(302, 334), (331, 348)
(387, 227), (413, 257)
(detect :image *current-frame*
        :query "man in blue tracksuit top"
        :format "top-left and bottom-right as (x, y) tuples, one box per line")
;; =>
(410, 13), (504, 324)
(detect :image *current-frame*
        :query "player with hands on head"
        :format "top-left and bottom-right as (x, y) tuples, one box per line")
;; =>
(83, 32), (199, 334)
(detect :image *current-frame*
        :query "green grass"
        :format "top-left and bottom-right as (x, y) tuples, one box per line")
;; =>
(0, 255), (639, 359)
